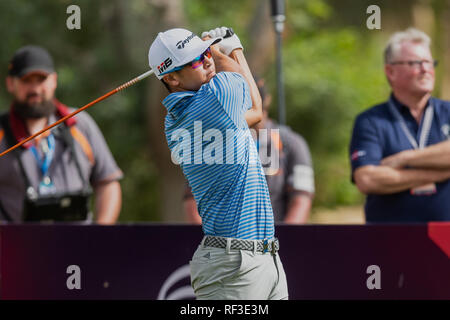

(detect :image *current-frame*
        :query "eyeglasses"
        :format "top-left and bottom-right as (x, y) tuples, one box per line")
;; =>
(389, 59), (438, 69)
(170, 47), (212, 73)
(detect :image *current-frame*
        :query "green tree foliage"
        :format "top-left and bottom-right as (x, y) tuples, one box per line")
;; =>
(278, 1), (390, 207)
(1, 0), (445, 220)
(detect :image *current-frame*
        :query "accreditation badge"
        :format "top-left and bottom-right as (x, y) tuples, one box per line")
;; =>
(39, 176), (57, 196)
(410, 183), (437, 196)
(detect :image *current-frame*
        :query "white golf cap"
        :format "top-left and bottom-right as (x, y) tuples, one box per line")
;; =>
(148, 28), (221, 79)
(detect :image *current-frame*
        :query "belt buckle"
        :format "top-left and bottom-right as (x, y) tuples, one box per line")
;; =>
(262, 239), (269, 253)
(271, 239), (277, 255)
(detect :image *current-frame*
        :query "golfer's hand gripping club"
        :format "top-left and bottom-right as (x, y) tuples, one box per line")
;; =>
(202, 26), (243, 56)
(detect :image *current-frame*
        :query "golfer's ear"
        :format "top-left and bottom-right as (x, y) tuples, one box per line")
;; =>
(163, 73), (179, 87)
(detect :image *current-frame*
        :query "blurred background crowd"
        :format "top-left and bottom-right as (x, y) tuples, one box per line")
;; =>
(1, 0), (449, 223)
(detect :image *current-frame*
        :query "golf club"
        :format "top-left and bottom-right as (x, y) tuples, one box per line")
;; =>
(0, 69), (154, 158)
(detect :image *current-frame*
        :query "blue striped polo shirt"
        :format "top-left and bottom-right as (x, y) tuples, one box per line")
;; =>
(162, 72), (274, 240)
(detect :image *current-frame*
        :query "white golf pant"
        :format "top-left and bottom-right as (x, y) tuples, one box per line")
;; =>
(189, 238), (289, 300)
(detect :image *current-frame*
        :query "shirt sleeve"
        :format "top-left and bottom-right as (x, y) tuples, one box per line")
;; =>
(76, 112), (123, 185)
(349, 113), (383, 181)
(284, 129), (315, 194)
(207, 72), (251, 127)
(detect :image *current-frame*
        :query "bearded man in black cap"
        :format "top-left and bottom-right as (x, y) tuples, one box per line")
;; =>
(0, 45), (123, 223)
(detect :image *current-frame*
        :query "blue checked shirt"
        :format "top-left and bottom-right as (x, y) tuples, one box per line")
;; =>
(163, 72), (274, 240)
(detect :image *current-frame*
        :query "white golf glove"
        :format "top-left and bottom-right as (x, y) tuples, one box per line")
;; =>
(201, 26), (243, 56)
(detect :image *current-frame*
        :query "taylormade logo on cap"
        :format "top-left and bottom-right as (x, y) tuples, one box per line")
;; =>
(148, 28), (221, 80)
(176, 33), (196, 49)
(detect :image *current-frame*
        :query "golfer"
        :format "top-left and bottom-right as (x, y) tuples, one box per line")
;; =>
(148, 27), (288, 300)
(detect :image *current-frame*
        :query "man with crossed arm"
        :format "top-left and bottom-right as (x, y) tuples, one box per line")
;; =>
(350, 28), (450, 223)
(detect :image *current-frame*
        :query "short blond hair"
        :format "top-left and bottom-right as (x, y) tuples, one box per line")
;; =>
(384, 28), (431, 64)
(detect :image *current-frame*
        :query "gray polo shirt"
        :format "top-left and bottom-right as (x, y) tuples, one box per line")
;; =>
(257, 119), (314, 221)
(0, 109), (123, 222)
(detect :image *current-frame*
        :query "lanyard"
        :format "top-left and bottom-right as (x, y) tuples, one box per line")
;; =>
(388, 98), (433, 149)
(29, 133), (55, 177)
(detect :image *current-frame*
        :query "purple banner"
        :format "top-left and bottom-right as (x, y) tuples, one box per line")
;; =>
(0, 224), (449, 299)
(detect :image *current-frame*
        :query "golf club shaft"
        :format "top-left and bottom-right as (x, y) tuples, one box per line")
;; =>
(0, 69), (154, 158)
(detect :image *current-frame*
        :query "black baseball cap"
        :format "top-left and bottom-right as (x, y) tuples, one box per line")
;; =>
(8, 45), (55, 78)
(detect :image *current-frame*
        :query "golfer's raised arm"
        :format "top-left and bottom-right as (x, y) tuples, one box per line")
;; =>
(210, 44), (262, 127)
(229, 49), (262, 127)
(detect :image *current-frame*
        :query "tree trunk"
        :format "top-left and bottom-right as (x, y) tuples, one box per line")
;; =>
(411, 0), (434, 36)
(437, 2), (450, 100)
(146, 0), (186, 222)
(246, 0), (276, 76)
